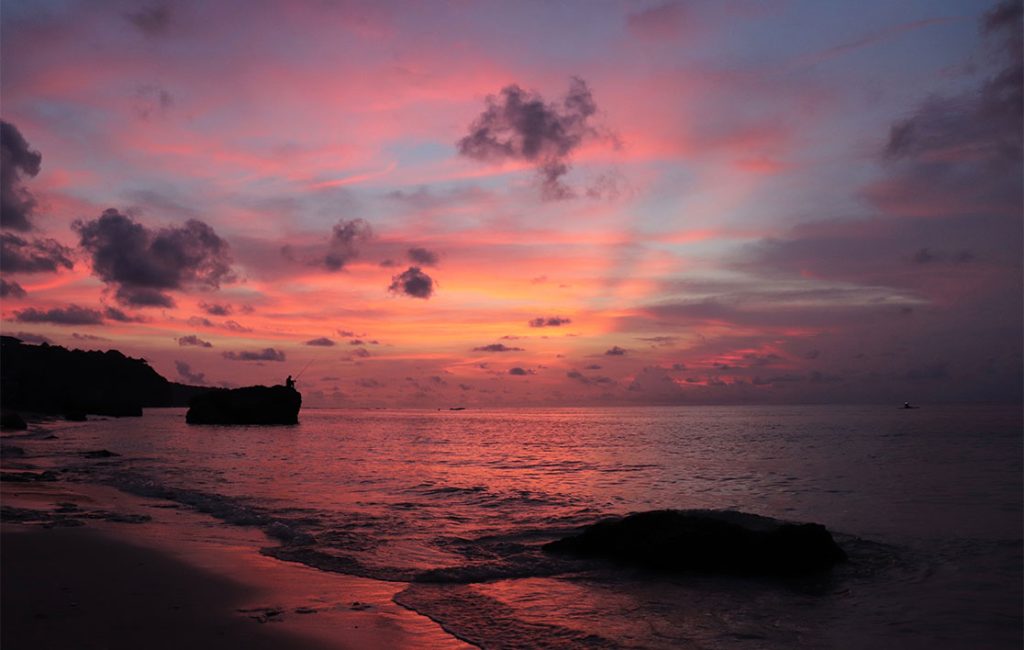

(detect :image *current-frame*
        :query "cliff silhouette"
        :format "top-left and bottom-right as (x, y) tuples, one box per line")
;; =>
(0, 336), (206, 418)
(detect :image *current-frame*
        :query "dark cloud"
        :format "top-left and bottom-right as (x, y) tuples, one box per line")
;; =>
(104, 307), (144, 323)
(178, 335), (213, 348)
(12, 331), (52, 344)
(15, 305), (104, 325)
(473, 343), (524, 352)
(627, 1), (689, 40)
(323, 219), (372, 270)
(133, 84), (175, 120)
(125, 4), (172, 37)
(879, 1), (1021, 211)
(457, 77), (598, 200)
(388, 266), (435, 299)
(584, 364), (602, 370)
(566, 370), (614, 386)
(911, 247), (976, 265)
(222, 348), (286, 362)
(0, 233), (74, 273)
(352, 348), (371, 358)
(407, 247), (439, 266)
(74, 209), (234, 308)
(508, 367), (533, 375)
(605, 346), (627, 356)
(529, 316), (571, 328)
(1, 120), (42, 231)
(199, 302), (232, 316)
(223, 320), (252, 333)
(627, 367), (685, 402)
(306, 337), (335, 346)
(742, 353), (782, 367)
(72, 333), (109, 342)
(637, 336), (678, 347)
(0, 278), (26, 298)
(175, 361), (206, 385)
(187, 316), (214, 328)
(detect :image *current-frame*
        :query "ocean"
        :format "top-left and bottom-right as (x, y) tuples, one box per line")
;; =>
(16, 404), (1023, 648)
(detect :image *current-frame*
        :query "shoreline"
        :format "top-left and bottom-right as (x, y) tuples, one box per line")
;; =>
(1, 479), (471, 650)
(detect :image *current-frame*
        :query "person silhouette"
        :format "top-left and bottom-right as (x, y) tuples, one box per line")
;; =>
(286, 375), (295, 389)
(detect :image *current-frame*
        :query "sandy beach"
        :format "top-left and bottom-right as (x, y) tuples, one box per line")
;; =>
(1, 479), (470, 650)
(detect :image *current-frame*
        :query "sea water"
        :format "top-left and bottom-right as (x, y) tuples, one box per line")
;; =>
(17, 405), (1023, 648)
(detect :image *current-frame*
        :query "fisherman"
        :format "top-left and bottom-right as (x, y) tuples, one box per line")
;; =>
(286, 375), (295, 389)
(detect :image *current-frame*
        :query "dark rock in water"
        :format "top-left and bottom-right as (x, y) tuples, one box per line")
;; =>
(186, 385), (301, 425)
(82, 449), (120, 458)
(543, 509), (847, 576)
(0, 445), (26, 458)
(1, 411), (28, 430)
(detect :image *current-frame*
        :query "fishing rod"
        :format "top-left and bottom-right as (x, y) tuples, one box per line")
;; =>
(293, 357), (315, 380)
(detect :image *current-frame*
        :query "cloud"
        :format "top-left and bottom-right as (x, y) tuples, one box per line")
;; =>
(528, 316), (571, 327)
(888, 1), (1021, 164)
(508, 367), (533, 375)
(199, 301), (232, 316)
(605, 346), (627, 356)
(0, 120), (42, 231)
(637, 336), (678, 347)
(125, 4), (173, 37)
(178, 334), (213, 348)
(627, 1), (689, 40)
(388, 266), (435, 299)
(175, 361), (206, 385)
(0, 278), (26, 298)
(407, 247), (439, 266)
(566, 370), (614, 386)
(0, 233), (74, 273)
(306, 337), (335, 346)
(15, 305), (104, 325)
(187, 316), (214, 328)
(222, 348), (286, 362)
(627, 367), (686, 402)
(133, 84), (175, 120)
(352, 347), (371, 358)
(104, 306), (144, 323)
(323, 218), (372, 270)
(457, 77), (599, 199)
(473, 343), (524, 352)
(74, 208), (234, 308)
(72, 333), (109, 342)
(12, 331), (52, 344)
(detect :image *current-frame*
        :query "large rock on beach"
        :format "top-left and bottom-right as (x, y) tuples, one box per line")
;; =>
(543, 509), (847, 576)
(186, 385), (301, 425)
(0, 411), (28, 430)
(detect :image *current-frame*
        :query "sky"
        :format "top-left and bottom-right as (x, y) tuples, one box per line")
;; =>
(1, 0), (1021, 406)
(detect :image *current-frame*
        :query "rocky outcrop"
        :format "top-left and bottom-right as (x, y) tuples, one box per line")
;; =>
(543, 509), (847, 576)
(0, 336), (207, 418)
(185, 385), (301, 425)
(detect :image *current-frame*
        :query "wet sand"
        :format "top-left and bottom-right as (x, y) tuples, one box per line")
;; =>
(1, 481), (471, 650)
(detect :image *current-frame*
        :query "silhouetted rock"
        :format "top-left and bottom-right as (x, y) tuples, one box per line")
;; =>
(0, 411), (27, 430)
(82, 449), (120, 458)
(543, 509), (847, 576)
(186, 385), (301, 425)
(0, 336), (208, 418)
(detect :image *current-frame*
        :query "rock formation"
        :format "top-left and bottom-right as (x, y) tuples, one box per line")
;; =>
(543, 509), (847, 576)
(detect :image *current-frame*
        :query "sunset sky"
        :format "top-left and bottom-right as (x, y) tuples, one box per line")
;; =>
(1, 0), (1020, 406)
